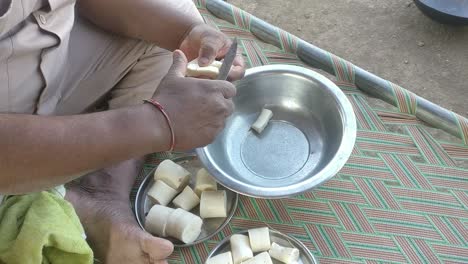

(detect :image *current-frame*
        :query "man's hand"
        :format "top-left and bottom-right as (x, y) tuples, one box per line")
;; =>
(179, 24), (245, 81)
(79, 0), (245, 80)
(152, 50), (236, 151)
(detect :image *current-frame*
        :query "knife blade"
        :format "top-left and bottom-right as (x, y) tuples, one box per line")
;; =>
(217, 38), (238, 80)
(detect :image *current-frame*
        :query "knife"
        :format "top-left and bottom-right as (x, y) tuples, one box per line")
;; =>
(217, 38), (238, 80)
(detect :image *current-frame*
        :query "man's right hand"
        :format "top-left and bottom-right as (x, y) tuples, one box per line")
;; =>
(152, 50), (236, 151)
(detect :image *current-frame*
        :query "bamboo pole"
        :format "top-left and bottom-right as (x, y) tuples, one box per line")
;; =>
(206, 0), (467, 143)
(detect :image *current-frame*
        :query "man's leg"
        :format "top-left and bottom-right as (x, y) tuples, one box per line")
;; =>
(65, 159), (174, 264)
(59, 13), (176, 264)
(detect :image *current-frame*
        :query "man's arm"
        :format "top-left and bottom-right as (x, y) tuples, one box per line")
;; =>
(78, 0), (245, 78)
(77, 0), (204, 52)
(0, 51), (235, 195)
(0, 105), (169, 194)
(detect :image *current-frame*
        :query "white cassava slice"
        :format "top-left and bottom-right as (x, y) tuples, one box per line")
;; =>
(154, 159), (191, 191)
(251, 108), (273, 134)
(248, 227), (271, 253)
(240, 252), (273, 264)
(166, 208), (203, 244)
(268, 242), (300, 264)
(172, 185), (200, 211)
(194, 168), (218, 196)
(231, 234), (254, 264)
(147, 180), (178, 206)
(186, 59), (223, 79)
(189, 58), (223, 69)
(210, 60), (223, 68)
(200, 190), (227, 218)
(144, 205), (174, 237)
(205, 251), (233, 264)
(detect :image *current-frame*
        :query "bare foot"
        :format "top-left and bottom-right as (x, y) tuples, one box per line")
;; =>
(66, 159), (174, 264)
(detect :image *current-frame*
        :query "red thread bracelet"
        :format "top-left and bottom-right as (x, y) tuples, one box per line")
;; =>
(143, 99), (175, 152)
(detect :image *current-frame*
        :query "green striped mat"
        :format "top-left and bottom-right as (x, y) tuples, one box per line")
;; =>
(132, 1), (468, 263)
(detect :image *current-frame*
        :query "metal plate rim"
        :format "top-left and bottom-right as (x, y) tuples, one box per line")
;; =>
(134, 154), (239, 248)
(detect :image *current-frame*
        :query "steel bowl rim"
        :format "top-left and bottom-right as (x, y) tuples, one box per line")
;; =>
(134, 154), (239, 247)
(197, 64), (357, 198)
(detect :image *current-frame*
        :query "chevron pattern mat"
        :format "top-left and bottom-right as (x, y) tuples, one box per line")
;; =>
(132, 1), (468, 263)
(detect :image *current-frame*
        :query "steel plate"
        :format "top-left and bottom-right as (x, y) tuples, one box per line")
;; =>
(134, 155), (239, 247)
(206, 229), (318, 264)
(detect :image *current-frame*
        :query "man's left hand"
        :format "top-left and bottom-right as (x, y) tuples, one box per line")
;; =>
(180, 24), (245, 81)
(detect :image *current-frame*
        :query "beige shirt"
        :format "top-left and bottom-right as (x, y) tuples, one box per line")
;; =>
(0, 0), (75, 114)
(0, 0), (202, 202)
(0, 0), (75, 203)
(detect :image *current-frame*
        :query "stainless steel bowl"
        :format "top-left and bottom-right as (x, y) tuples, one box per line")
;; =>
(197, 65), (356, 198)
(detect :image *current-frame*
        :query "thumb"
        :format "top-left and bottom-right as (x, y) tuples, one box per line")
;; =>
(168, 50), (188, 77)
(141, 234), (174, 260)
(198, 36), (225, 66)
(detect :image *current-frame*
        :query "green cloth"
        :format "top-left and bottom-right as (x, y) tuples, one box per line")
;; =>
(0, 191), (93, 264)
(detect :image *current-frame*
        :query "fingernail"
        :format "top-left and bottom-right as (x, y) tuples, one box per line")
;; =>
(199, 57), (209, 66)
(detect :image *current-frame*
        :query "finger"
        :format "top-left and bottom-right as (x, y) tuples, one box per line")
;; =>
(227, 55), (246, 81)
(198, 34), (226, 66)
(224, 99), (235, 116)
(215, 38), (233, 59)
(190, 74), (217, 80)
(217, 81), (237, 99)
(233, 54), (245, 68)
(211, 98), (234, 119)
(141, 235), (174, 260)
(168, 49), (188, 77)
(227, 66), (245, 82)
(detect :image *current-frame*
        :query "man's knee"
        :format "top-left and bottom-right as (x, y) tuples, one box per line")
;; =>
(107, 45), (173, 109)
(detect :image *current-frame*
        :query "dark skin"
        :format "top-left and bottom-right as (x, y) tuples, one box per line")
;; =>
(1, 0), (245, 263)
(0, 0), (244, 194)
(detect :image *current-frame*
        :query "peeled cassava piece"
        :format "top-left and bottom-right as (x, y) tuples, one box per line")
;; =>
(166, 208), (203, 244)
(240, 252), (273, 264)
(186, 59), (223, 79)
(205, 251), (233, 264)
(268, 242), (300, 264)
(154, 159), (191, 191)
(230, 234), (254, 264)
(251, 108), (273, 134)
(200, 190), (227, 218)
(248, 227), (271, 253)
(147, 180), (178, 206)
(144, 205), (174, 237)
(194, 168), (218, 196)
(172, 185), (200, 211)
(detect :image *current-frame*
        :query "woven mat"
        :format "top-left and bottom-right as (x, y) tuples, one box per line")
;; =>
(132, 2), (468, 263)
